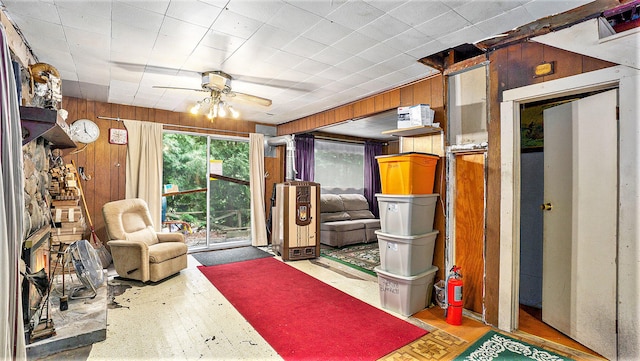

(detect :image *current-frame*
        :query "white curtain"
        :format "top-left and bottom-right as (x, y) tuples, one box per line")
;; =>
(123, 120), (163, 230)
(0, 24), (26, 360)
(249, 133), (267, 246)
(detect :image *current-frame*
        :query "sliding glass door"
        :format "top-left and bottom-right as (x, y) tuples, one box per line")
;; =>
(162, 131), (251, 250)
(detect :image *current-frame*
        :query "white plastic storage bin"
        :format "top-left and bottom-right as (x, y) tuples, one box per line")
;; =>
(376, 230), (439, 276)
(374, 265), (438, 316)
(376, 194), (438, 236)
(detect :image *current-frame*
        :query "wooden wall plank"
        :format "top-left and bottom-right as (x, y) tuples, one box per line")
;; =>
(454, 153), (486, 314)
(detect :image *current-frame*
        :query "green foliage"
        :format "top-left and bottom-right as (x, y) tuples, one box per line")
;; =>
(162, 133), (250, 232)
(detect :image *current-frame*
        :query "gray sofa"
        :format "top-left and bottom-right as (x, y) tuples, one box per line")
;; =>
(319, 194), (380, 248)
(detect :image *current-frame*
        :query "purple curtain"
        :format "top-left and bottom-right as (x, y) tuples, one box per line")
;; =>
(295, 134), (314, 181)
(364, 141), (383, 217)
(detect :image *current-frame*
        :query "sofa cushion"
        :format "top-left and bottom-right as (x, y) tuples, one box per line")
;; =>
(346, 210), (375, 220)
(320, 194), (345, 213)
(358, 218), (381, 229)
(320, 220), (364, 232)
(320, 211), (350, 223)
(340, 194), (369, 211)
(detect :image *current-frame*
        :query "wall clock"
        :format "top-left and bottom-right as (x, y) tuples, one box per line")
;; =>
(70, 118), (100, 144)
(109, 128), (128, 145)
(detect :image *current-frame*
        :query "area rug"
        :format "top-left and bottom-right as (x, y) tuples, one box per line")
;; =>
(191, 246), (272, 266)
(320, 242), (379, 276)
(454, 330), (574, 361)
(198, 257), (427, 361)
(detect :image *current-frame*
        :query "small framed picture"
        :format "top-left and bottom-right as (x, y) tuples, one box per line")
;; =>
(109, 128), (128, 145)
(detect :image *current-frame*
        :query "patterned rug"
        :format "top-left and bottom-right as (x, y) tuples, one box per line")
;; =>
(453, 331), (574, 361)
(380, 329), (469, 361)
(320, 242), (380, 276)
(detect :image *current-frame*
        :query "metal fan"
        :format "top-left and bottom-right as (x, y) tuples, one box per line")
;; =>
(67, 239), (105, 299)
(154, 70), (272, 119)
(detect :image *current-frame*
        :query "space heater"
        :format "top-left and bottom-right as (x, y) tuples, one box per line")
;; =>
(272, 181), (320, 261)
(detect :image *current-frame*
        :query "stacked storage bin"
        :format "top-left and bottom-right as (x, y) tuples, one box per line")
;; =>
(373, 152), (439, 316)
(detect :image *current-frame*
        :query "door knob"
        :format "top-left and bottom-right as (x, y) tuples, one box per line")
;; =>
(540, 203), (553, 211)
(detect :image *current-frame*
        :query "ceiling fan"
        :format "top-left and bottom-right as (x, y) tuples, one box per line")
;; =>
(154, 70), (272, 120)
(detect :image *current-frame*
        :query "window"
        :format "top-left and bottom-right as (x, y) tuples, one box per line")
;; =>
(314, 139), (364, 193)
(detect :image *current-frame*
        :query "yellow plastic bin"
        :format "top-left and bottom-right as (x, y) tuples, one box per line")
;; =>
(376, 152), (439, 194)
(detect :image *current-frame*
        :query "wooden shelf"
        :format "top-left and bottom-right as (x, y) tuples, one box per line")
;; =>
(20, 106), (76, 148)
(23, 224), (51, 249)
(381, 125), (442, 137)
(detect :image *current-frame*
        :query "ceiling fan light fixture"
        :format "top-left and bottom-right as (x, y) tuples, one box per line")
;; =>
(190, 101), (202, 115)
(229, 105), (239, 119)
(218, 102), (227, 118)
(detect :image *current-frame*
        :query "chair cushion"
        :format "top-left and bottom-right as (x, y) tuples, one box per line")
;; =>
(126, 226), (158, 246)
(320, 211), (350, 223)
(148, 242), (188, 263)
(320, 220), (364, 232)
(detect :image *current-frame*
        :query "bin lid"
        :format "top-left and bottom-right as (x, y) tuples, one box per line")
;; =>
(374, 265), (438, 280)
(375, 152), (439, 159)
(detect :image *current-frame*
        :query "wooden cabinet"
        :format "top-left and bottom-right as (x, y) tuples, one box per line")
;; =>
(20, 106), (75, 148)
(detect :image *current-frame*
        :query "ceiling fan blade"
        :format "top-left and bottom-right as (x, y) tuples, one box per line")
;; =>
(227, 91), (272, 107)
(152, 85), (208, 93)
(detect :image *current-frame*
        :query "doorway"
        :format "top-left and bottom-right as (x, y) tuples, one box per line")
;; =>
(517, 90), (618, 358)
(162, 131), (251, 251)
(498, 65), (640, 360)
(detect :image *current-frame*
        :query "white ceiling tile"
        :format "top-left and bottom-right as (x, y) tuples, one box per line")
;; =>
(312, 46), (352, 65)
(9, 15), (65, 43)
(114, 0), (169, 15)
(111, 2), (165, 33)
(338, 72), (371, 87)
(245, 24), (297, 49)
(334, 56), (375, 73)
(439, 25), (490, 47)
(331, 32), (378, 55)
(109, 64), (145, 83)
(364, 0), (407, 13)
(316, 66), (356, 82)
(288, 0), (348, 17)
(293, 59), (331, 76)
(181, 45), (228, 72)
(111, 23), (157, 48)
(265, 50), (306, 69)
(387, 1), (450, 27)
(210, 10), (262, 39)
(326, 0), (385, 31)
(281, 37), (326, 58)
(406, 39), (448, 59)
(152, 33), (199, 56)
(386, 28), (433, 53)
(1, 0), (61, 24)
(453, 1), (524, 24)
(200, 30), (246, 53)
(267, 3), (323, 34)
(65, 28), (110, 58)
(414, 10), (471, 39)
(524, 0), (592, 20)
(476, 7), (536, 37)
(226, 0), (284, 22)
(158, 17), (208, 39)
(302, 19), (352, 46)
(165, 1), (224, 27)
(58, 8), (111, 35)
(358, 14), (412, 42)
(356, 42), (398, 64)
(56, 1), (112, 21)
(57, 68), (78, 82)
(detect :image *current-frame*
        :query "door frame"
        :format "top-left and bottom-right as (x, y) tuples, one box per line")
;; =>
(498, 65), (640, 356)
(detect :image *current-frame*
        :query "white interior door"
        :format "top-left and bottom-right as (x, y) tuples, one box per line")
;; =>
(541, 89), (617, 360)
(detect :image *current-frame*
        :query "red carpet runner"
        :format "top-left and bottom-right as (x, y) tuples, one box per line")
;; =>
(198, 257), (427, 360)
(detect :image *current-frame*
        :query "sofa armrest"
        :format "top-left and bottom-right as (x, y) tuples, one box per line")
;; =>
(157, 232), (185, 243)
(107, 240), (150, 281)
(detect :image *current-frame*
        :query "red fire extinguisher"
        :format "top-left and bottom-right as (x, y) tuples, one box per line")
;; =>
(445, 265), (463, 326)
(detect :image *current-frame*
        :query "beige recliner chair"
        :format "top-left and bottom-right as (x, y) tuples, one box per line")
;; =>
(102, 198), (188, 282)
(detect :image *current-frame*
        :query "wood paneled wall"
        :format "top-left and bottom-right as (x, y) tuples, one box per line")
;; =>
(484, 41), (614, 326)
(277, 74), (444, 135)
(60, 97), (276, 246)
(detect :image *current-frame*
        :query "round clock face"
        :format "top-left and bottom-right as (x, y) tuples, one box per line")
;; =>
(71, 119), (100, 143)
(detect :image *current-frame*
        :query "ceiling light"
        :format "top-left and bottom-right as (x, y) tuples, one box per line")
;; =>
(191, 90), (240, 121)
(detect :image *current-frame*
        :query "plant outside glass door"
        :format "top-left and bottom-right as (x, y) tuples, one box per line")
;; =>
(162, 132), (251, 250)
